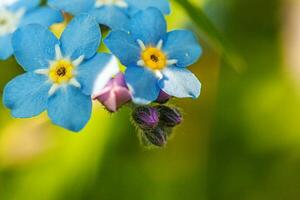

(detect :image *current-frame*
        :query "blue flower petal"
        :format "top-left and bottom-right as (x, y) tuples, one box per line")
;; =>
(77, 53), (119, 96)
(125, 66), (160, 104)
(126, 0), (170, 15)
(3, 72), (51, 118)
(47, 86), (92, 132)
(60, 14), (101, 60)
(88, 6), (129, 30)
(9, 0), (40, 12)
(163, 30), (202, 68)
(12, 24), (59, 71)
(0, 34), (13, 60)
(104, 30), (140, 66)
(129, 7), (166, 45)
(48, 0), (94, 15)
(20, 7), (63, 27)
(159, 66), (201, 99)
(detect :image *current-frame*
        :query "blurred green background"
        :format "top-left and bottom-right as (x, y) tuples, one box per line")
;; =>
(1, 0), (300, 199)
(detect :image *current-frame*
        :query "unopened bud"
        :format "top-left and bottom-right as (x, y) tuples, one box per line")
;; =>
(93, 73), (131, 112)
(156, 105), (182, 127)
(132, 106), (159, 130)
(143, 127), (167, 147)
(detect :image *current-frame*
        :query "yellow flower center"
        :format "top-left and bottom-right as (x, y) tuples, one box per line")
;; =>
(49, 60), (74, 84)
(141, 47), (167, 70)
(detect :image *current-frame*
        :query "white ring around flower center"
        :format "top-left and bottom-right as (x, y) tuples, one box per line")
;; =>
(0, 6), (24, 36)
(34, 45), (84, 96)
(136, 39), (178, 79)
(95, 0), (128, 8)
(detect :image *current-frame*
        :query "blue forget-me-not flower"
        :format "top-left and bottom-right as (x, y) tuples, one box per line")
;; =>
(0, 0), (63, 60)
(104, 8), (202, 104)
(3, 14), (119, 131)
(48, 0), (170, 30)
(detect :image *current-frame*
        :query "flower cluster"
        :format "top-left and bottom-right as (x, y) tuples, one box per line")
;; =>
(1, 0), (202, 147)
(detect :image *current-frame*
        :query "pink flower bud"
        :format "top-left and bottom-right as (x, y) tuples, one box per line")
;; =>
(93, 73), (131, 112)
